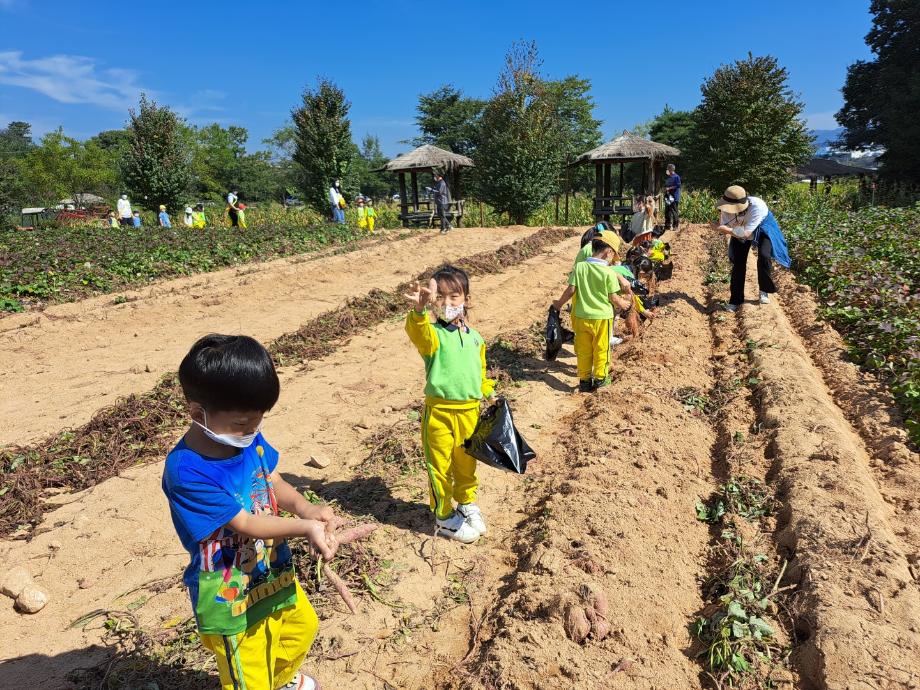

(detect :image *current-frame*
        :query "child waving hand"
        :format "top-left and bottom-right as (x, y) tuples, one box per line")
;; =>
(404, 266), (495, 544)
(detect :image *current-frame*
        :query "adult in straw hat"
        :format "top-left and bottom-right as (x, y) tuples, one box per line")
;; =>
(711, 185), (791, 312)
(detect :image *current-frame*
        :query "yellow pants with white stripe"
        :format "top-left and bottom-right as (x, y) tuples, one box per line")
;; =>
(200, 580), (318, 690)
(574, 317), (612, 381)
(422, 401), (479, 520)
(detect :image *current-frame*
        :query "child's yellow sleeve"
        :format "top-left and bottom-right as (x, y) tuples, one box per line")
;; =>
(480, 341), (496, 399)
(633, 294), (646, 314)
(405, 309), (439, 357)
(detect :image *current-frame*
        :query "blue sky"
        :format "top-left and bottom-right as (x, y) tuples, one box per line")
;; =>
(0, 0), (873, 157)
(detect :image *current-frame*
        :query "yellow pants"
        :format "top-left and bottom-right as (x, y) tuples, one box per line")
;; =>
(574, 317), (612, 381)
(422, 402), (479, 519)
(200, 581), (318, 690)
(368, 217), (376, 232)
(570, 293), (580, 331)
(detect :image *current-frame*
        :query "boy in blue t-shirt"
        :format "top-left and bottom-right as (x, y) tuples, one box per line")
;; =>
(158, 205), (172, 228)
(162, 334), (336, 690)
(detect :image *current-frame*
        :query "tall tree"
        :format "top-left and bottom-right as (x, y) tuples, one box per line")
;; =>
(190, 123), (248, 199)
(0, 121), (35, 159)
(684, 54), (813, 196)
(648, 106), (698, 183)
(120, 95), (192, 211)
(544, 75), (602, 194)
(837, 0), (920, 180)
(474, 42), (566, 224)
(291, 78), (354, 212)
(413, 85), (486, 156)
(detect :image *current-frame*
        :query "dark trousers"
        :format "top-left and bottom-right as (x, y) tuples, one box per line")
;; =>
(665, 199), (680, 229)
(437, 204), (452, 231)
(119, 217), (132, 227)
(228, 208), (239, 227)
(729, 235), (776, 305)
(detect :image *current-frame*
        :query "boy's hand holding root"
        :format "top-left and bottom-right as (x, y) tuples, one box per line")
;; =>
(318, 522), (379, 614)
(404, 278), (438, 312)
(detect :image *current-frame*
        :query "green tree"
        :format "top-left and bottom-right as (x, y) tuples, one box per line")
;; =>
(21, 129), (117, 205)
(413, 85), (486, 156)
(544, 75), (602, 194)
(190, 123), (248, 199)
(354, 135), (391, 199)
(683, 54), (813, 196)
(291, 78), (354, 212)
(649, 106), (696, 152)
(0, 121), (35, 215)
(0, 121), (35, 159)
(837, 0), (920, 180)
(263, 124), (303, 201)
(120, 95), (192, 211)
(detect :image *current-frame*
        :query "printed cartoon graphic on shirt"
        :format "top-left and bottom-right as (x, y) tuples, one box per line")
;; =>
(164, 435), (298, 635)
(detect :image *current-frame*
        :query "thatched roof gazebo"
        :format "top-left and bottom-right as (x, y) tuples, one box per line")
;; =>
(573, 131), (680, 222)
(378, 144), (474, 227)
(795, 157), (874, 179)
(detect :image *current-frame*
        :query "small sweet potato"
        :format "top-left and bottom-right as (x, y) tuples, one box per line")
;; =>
(564, 604), (591, 644)
(591, 615), (611, 641)
(336, 523), (378, 544)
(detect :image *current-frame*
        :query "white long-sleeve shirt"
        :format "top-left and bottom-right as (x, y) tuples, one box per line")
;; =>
(721, 196), (768, 240)
(116, 197), (132, 219)
(329, 187), (341, 206)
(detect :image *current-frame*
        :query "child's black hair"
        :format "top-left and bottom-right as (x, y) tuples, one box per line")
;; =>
(178, 334), (280, 412)
(431, 264), (470, 297)
(591, 238), (613, 254)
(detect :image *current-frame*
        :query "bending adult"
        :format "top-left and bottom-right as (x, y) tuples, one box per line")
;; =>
(711, 185), (791, 312)
(433, 172), (452, 234)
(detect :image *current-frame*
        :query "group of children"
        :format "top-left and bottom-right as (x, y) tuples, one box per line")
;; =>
(552, 195), (669, 392)
(107, 203), (210, 229)
(160, 204), (671, 688)
(355, 196), (378, 232)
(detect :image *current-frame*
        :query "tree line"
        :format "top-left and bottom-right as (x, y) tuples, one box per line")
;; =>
(1, 2), (915, 220)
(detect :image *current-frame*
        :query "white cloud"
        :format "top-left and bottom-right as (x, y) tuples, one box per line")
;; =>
(805, 111), (840, 130)
(0, 51), (148, 110)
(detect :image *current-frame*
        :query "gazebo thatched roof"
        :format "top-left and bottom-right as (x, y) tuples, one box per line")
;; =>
(574, 131), (680, 164)
(378, 144), (473, 173)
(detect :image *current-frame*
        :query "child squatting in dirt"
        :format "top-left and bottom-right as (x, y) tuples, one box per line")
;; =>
(553, 230), (634, 392)
(404, 265), (495, 544)
(162, 334), (338, 690)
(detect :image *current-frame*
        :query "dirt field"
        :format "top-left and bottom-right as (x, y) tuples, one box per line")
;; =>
(0, 225), (917, 689)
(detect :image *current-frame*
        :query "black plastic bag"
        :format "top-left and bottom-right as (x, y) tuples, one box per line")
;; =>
(655, 260), (674, 281)
(545, 306), (563, 361)
(464, 398), (535, 474)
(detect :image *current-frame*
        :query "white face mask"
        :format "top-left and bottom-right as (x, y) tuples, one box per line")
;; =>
(443, 304), (464, 321)
(195, 411), (261, 449)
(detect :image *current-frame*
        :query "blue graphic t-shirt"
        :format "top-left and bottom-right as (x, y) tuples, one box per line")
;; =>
(162, 433), (297, 635)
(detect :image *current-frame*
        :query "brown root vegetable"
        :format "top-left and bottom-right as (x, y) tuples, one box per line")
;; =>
(322, 564), (357, 614)
(591, 615), (611, 641)
(591, 590), (609, 618)
(336, 523), (378, 544)
(563, 604), (591, 644)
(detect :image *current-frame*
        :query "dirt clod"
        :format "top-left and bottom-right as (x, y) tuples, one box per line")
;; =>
(14, 584), (49, 613)
(0, 566), (33, 599)
(563, 603), (591, 644)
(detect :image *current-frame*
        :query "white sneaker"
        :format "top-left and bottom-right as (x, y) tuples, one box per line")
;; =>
(457, 503), (488, 535)
(436, 512), (480, 543)
(279, 673), (319, 690)
(724, 303), (739, 313)
(759, 291), (770, 304)
(609, 335), (624, 347)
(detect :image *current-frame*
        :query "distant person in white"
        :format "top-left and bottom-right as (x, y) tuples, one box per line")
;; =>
(226, 190), (241, 227)
(116, 194), (132, 227)
(329, 180), (345, 224)
(183, 206), (194, 227)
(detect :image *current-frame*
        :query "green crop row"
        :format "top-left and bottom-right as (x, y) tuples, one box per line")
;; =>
(775, 192), (919, 445)
(0, 223), (367, 311)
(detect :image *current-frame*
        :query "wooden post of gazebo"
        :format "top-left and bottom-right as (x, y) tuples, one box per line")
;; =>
(572, 131), (680, 230)
(376, 144), (475, 228)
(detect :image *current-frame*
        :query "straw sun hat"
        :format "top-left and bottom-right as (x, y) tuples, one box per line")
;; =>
(716, 185), (751, 214)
